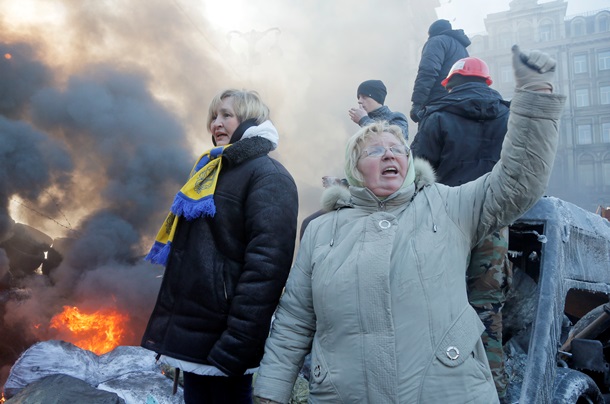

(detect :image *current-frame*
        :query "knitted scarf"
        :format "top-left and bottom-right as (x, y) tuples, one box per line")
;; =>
(145, 144), (231, 265)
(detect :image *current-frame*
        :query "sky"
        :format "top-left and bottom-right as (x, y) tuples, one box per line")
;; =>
(437, 0), (610, 34)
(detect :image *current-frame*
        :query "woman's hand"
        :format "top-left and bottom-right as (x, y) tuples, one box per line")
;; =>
(511, 44), (555, 93)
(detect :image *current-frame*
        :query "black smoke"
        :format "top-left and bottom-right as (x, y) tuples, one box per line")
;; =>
(0, 40), (194, 389)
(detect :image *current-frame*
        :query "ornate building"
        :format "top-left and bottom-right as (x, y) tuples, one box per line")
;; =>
(469, 0), (610, 211)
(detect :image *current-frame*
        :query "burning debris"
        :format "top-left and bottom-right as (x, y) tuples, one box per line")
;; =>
(48, 306), (130, 355)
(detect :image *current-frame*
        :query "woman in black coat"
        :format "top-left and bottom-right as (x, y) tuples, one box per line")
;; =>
(141, 89), (298, 404)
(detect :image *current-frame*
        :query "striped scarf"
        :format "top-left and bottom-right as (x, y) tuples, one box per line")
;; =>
(145, 144), (231, 265)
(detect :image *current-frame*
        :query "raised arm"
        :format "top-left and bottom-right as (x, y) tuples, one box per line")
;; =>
(446, 45), (566, 242)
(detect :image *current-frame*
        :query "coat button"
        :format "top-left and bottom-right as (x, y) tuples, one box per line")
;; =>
(446, 346), (460, 360)
(379, 219), (391, 229)
(313, 365), (321, 378)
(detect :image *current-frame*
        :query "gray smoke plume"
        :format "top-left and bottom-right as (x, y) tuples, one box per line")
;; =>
(0, 115), (73, 241)
(0, 0), (440, 389)
(0, 37), (199, 390)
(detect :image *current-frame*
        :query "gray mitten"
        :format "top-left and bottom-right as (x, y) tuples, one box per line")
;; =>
(511, 44), (555, 91)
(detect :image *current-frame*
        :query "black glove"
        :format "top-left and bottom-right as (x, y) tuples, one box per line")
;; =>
(410, 104), (422, 123)
(511, 44), (555, 92)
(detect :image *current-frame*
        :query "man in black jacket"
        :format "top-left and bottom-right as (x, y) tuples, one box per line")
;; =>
(410, 57), (512, 401)
(410, 19), (470, 123)
(348, 79), (409, 140)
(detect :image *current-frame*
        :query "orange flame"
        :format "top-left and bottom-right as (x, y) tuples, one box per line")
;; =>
(3, 54), (11, 60)
(49, 306), (129, 355)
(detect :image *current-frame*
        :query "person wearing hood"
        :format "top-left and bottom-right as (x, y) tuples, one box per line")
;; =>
(253, 46), (565, 404)
(410, 56), (512, 401)
(141, 89), (298, 404)
(410, 19), (471, 123)
(349, 79), (409, 140)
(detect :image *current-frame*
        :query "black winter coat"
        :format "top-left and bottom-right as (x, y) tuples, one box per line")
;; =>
(410, 82), (510, 186)
(141, 136), (298, 376)
(411, 29), (471, 111)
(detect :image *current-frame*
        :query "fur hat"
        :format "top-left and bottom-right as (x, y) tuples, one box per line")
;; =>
(428, 19), (452, 37)
(357, 80), (387, 105)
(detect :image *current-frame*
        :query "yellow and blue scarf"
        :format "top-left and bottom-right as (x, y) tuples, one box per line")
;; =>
(146, 144), (231, 265)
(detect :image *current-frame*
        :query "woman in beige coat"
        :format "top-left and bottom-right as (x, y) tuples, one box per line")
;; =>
(254, 46), (566, 404)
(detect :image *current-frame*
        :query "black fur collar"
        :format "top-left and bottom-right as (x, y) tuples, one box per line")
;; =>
(223, 136), (274, 167)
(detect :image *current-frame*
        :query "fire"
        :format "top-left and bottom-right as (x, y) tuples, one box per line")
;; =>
(49, 306), (129, 355)
(3, 53), (11, 60)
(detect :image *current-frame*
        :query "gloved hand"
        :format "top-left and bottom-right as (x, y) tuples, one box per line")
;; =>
(410, 104), (422, 123)
(511, 44), (555, 92)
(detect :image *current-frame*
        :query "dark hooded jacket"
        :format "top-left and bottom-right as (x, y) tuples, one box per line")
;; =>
(410, 82), (510, 186)
(411, 28), (471, 117)
(141, 135), (298, 377)
(358, 105), (409, 140)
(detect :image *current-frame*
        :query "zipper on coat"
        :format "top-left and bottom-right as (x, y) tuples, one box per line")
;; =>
(379, 201), (386, 211)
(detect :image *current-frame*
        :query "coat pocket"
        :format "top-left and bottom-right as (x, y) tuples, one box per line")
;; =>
(434, 305), (485, 367)
(310, 339), (330, 385)
(309, 339), (341, 400)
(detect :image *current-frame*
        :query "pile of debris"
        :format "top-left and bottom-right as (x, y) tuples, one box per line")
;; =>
(3, 340), (182, 404)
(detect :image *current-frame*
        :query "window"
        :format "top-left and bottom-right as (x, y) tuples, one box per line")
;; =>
(601, 86), (610, 105)
(578, 156), (595, 187)
(500, 66), (512, 83)
(575, 88), (590, 107)
(539, 22), (553, 42)
(578, 124), (593, 144)
(572, 19), (586, 36)
(599, 51), (610, 71)
(470, 36), (485, 54)
(603, 122), (610, 143)
(597, 14), (609, 32)
(574, 55), (588, 74)
(498, 28), (512, 49)
(517, 23), (534, 45)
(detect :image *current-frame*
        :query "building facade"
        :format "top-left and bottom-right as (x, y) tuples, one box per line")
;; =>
(469, 0), (610, 211)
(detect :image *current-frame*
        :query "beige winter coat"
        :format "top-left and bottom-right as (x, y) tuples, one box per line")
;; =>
(254, 89), (566, 403)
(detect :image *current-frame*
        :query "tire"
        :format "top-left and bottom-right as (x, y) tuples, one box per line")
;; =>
(552, 367), (604, 403)
(569, 304), (610, 341)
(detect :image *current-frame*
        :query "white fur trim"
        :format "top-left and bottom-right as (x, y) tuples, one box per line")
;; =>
(243, 120), (279, 150)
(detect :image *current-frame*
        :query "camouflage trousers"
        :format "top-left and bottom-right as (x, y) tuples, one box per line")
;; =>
(467, 227), (513, 399)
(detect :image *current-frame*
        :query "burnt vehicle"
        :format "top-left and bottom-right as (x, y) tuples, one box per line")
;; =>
(503, 196), (610, 403)
(0, 222), (69, 389)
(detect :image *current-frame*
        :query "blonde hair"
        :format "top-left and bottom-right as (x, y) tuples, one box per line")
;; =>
(206, 89), (270, 131)
(344, 121), (407, 187)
